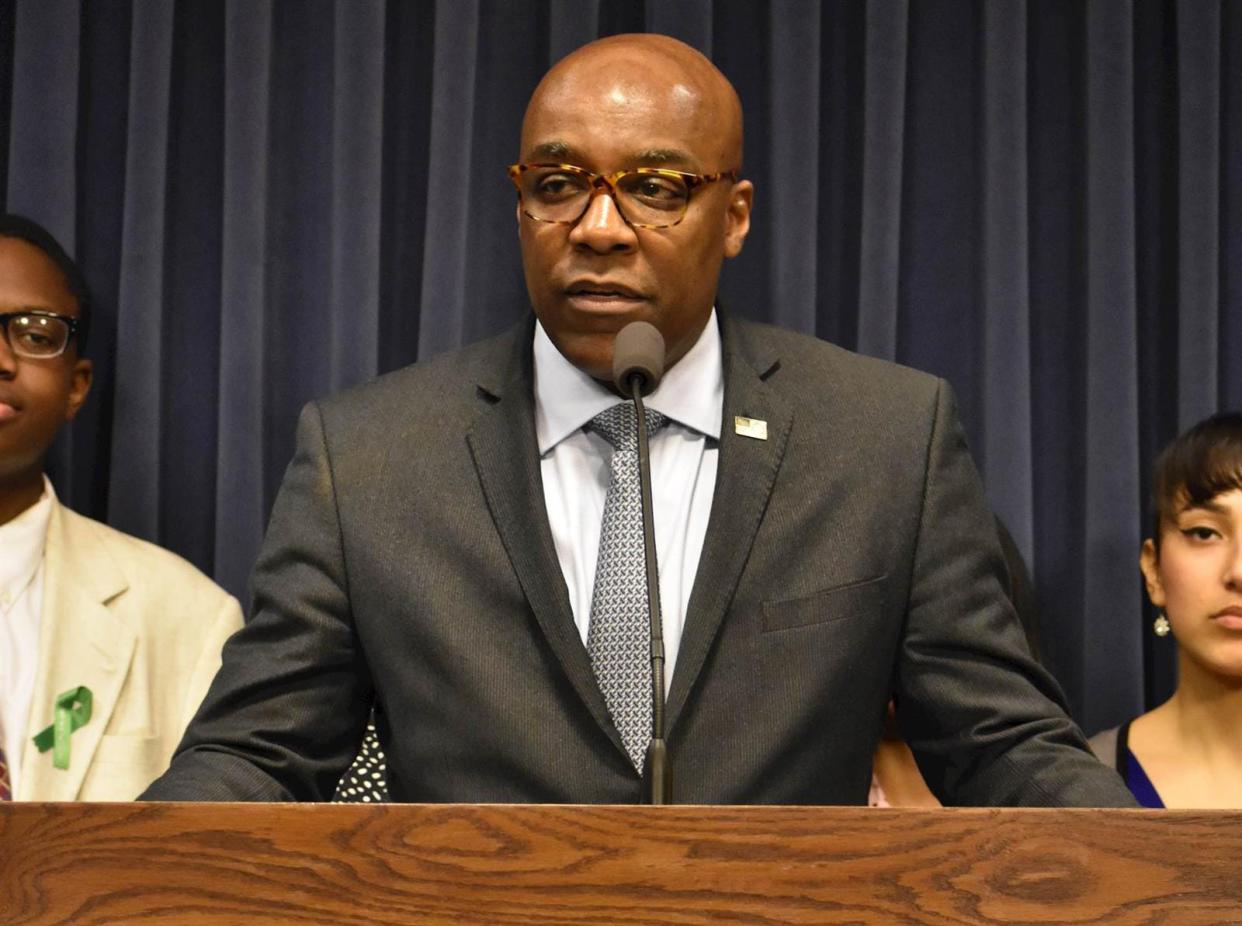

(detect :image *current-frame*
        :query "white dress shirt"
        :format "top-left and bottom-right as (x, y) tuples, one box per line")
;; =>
(534, 311), (723, 691)
(0, 476), (54, 798)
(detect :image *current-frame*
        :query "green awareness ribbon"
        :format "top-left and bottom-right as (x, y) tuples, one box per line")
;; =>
(32, 686), (93, 770)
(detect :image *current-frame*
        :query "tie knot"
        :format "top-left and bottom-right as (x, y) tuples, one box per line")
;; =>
(589, 403), (667, 452)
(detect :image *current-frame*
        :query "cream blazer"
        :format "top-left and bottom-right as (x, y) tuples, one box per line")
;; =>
(17, 501), (243, 800)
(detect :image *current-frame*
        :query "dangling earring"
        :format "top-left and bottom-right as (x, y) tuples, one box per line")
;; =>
(1153, 613), (1171, 637)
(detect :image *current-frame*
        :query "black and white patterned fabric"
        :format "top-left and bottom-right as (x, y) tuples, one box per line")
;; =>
(586, 402), (668, 770)
(332, 718), (390, 803)
(0, 745), (11, 801)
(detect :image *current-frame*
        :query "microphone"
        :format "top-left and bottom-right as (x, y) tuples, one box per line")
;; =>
(611, 322), (672, 804)
(612, 320), (665, 397)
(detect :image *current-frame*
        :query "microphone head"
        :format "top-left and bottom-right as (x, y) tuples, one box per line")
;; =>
(612, 321), (666, 396)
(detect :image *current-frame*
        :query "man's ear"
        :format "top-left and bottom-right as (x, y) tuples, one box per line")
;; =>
(722, 179), (753, 259)
(64, 357), (92, 422)
(1139, 538), (1165, 608)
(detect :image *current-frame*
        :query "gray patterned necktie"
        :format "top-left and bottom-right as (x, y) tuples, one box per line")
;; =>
(587, 402), (668, 770)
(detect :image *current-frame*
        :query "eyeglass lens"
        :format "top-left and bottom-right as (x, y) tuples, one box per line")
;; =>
(2, 314), (72, 358)
(519, 168), (690, 227)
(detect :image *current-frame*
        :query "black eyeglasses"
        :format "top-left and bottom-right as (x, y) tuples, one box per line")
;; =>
(507, 163), (739, 229)
(0, 311), (80, 359)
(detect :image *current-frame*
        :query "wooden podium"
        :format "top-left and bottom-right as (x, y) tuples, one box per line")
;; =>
(3, 803), (1240, 924)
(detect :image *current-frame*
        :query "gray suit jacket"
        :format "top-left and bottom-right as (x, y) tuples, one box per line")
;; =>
(145, 314), (1134, 806)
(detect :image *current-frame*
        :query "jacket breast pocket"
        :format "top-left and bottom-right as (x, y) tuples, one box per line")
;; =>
(761, 574), (888, 633)
(78, 733), (170, 801)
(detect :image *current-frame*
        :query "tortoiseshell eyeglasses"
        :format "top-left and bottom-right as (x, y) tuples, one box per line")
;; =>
(507, 163), (739, 229)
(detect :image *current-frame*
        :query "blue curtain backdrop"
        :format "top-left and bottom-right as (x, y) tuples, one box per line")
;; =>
(2, 0), (1238, 736)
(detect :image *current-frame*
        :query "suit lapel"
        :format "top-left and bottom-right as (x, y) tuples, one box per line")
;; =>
(465, 322), (622, 754)
(21, 503), (136, 800)
(667, 317), (793, 731)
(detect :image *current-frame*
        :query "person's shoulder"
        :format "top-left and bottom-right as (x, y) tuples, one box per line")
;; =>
(727, 317), (943, 408)
(56, 504), (238, 611)
(1086, 725), (1123, 769)
(319, 319), (528, 419)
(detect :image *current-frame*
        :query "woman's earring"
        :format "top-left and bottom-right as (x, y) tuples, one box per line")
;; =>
(1153, 613), (1171, 637)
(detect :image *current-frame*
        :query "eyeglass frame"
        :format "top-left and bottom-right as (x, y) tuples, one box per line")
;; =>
(507, 162), (740, 230)
(0, 310), (81, 359)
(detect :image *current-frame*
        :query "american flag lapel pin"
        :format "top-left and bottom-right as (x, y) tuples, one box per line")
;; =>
(733, 416), (768, 440)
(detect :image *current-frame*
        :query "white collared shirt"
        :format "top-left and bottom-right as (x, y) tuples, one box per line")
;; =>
(534, 311), (723, 691)
(0, 476), (54, 797)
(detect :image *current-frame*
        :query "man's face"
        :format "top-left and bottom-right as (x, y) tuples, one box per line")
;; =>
(0, 236), (92, 486)
(517, 44), (752, 382)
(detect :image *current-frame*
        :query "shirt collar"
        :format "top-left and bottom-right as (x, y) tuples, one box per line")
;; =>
(0, 475), (55, 595)
(533, 309), (724, 454)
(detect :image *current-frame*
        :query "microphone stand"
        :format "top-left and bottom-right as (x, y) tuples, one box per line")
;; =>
(630, 373), (671, 805)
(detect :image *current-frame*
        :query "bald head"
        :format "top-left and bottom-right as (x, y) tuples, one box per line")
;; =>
(522, 34), (744, 172)
(514, 33), (753, 384)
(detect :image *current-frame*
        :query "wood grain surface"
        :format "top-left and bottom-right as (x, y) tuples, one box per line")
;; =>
(2, 803), (1240, 925)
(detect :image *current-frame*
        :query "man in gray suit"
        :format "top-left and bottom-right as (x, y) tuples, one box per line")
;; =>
(145, 35), (1133, 806)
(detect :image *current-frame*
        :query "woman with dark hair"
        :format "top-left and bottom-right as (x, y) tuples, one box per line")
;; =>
(1089, 412), (1242, 808)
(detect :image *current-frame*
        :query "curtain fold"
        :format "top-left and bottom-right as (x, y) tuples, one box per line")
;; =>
(1082, 0), (1142, 733)
(856, 0), (906, 363)
(1177, 0), (1220, 429)
(549, 0), (599, 65)
(3, 0), (1237, 732)
(980, 0), (1034, 571)
(109, 0), (174, 541)
(766, 3), (820, 334)
(645, 0), (711, 54)
(329, 2), (384, 392)
(216, 0), (272, 598)
(1224, 1), (1242, 411)
(7, 0), (79, 493)
(417, 0), (480, 360)
(896, 0), (983, 433)
(7, 0), (77, 238)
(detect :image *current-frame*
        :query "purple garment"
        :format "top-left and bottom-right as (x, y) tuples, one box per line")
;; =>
(1124, 748), (1165, 808)
(1118, 720), (1165, 808)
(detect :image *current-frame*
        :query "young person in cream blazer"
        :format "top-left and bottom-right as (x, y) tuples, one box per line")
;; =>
(1, 215), (242, 801)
